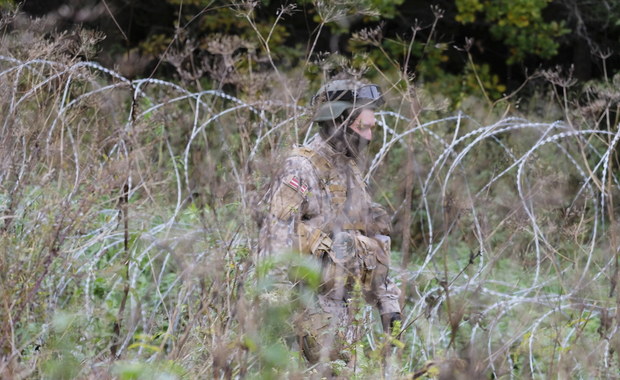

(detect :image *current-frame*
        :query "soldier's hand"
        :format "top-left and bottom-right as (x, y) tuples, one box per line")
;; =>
(381, 312), (402, 335)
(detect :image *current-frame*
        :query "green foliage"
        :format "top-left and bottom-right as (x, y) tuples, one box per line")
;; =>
(112, 360), (186, 380)
(455, 0), (485, 23)
(0, 0), (16, 8)
(464, 62), (507, 99)
(38, 312), (85, 379)
(2, 7), (620, 380)
(455, 0), (570, 64)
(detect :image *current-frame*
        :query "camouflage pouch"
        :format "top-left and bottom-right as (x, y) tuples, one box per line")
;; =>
(330, 232), (356, 265)
(296, 222), (333, 256)
(355, 235), (379, 270)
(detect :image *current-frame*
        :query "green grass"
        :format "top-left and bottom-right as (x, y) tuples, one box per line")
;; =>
(1, 27), (620, 379)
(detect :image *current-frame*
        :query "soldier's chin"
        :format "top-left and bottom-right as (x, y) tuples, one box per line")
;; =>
(345, 134), (370, 160)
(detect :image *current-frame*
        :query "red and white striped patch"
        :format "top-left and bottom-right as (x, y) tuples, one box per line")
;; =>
(284, 174), (309, 196)
(288, 175), (300, 190)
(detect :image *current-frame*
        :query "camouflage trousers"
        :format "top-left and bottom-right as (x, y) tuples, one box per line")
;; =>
(295, 233), (397, 364)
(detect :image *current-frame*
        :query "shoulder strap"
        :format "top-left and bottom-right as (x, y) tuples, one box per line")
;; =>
(349, 160), (368, 190)
(290, 146), (332, 177)
(290, 146), (346, 208)
(293, 146), (365, 187)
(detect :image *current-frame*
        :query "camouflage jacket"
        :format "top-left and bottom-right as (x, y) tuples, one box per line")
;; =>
(260, 134), (401, 315)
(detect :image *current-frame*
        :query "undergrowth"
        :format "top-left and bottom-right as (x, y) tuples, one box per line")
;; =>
(1, 8), (620, 380)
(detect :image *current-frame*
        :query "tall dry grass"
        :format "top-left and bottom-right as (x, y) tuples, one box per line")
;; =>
(0, 11), (619, 380)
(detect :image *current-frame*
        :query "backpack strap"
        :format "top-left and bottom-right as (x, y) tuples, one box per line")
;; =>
(290, 146), (332, 174)
(291, 146), (348, 209)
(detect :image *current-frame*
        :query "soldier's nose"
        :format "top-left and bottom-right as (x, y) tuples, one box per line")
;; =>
(358, 125), (372, 140)
(351, 109), (375, 140)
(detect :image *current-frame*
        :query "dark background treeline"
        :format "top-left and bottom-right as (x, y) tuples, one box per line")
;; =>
(9, 0), (620, 99)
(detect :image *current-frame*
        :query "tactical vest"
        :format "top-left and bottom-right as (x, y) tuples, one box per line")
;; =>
(292, 145), (370, 228)
(290, 146), (390, 295)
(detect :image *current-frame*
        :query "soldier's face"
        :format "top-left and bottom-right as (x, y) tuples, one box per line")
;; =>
(348, 108), (376, 141)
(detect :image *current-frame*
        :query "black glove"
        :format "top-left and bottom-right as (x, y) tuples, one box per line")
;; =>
(381, 312), (402, 335)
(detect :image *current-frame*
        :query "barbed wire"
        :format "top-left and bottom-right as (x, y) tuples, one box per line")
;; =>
(1, 57), (618, 377)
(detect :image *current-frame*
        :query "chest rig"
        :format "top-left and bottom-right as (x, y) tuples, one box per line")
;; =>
(290, 146), (369, 233)
(291, 146), (386, 298)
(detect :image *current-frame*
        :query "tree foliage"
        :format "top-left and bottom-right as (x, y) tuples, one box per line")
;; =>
(2, 1), (620, 378)
(455, 0), (569, 64)
(6, 0), (619, 96)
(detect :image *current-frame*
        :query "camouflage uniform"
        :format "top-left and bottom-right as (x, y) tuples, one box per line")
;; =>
(259, 133), (401, 363)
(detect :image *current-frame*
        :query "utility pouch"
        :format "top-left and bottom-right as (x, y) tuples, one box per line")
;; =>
(296, 222), (333, 257)
(373, 234), (391, 266)
(355, 235), (379, 271)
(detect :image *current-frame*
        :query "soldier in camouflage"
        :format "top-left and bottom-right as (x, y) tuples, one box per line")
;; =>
(259, 78), (402, 364)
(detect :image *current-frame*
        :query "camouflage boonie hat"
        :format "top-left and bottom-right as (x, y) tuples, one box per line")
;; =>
(312, 79), (385, 122)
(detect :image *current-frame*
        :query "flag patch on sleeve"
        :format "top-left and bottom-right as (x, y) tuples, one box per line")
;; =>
(284, 175), (308, 195)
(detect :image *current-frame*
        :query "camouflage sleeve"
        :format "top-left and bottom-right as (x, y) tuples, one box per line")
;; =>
(358, 235), (401, 315)
(257, 154), (323, 305)
(260, 154), (322, 257)
(370, 202), (392, 236)
(376, 275), (401, 315)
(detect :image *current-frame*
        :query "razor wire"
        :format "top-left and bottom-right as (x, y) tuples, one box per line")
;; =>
(1, 57), (618, 377)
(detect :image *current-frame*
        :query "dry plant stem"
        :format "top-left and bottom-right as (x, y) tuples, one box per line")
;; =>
(111, 86), (138, 358)
(0, 288), (16, 360)
(4, 210), (68, 346)
(306, 22), (326, 66)
(400, 131), (415, 270)
(609, 152), (620, 299)
(403, 5), (443, 78)
(241, 7), (294, 103)
(467, 52), (493, 107)
(170, 298), (206, 361)
(2, 48), (620, 377)
(111, 182), (130, 359)
(392, 37), (421, 270)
